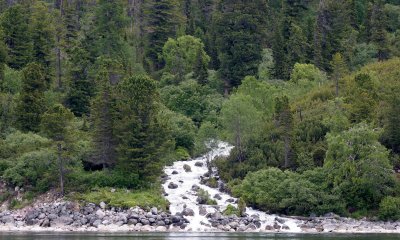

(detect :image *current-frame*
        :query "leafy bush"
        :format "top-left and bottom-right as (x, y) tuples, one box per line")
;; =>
(379, 196), (400, 221)
(223, 204), (239, 216)
(233, 168), (343, 216)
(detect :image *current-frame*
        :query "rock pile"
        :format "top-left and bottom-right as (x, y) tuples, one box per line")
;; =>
(0, 201), (189, 231)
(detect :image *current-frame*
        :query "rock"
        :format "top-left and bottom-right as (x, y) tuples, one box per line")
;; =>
(99, 202), (106, 209)
(265, 225), (274, 231)
(151, 207), (158, 215)
(168, 182), (178, 189)
(282, 224), (290, 230)
(214, 194), (222, 200)
(183, 164), (192, 172)
(172, 170), (179, 175)
(171, 215), (181, 223)
(195, 162), (204, 167)
(155, 226), (167, 231)
(273, 222), (281, 230)
(226, 198), (235, 203)
(53, 216), (74, 225)
(141, 225), (153, 231)
(40, 218), (50, 227)
(148, 218), (156, 223)
(1, 215), (14, 224)
(92, 219), (102, 228)
(38, 213), (46, 219)
(96, 209), (106, 219)
(47, 214), (58, 221)
(229, 221), (239, 229)
(80, 217), (88, 225)
(182, 208), (195, 216)
(128, 218), (138, 225)
(275, 217), (285, 224)
(199, 206), (207, 216)
(141, 219), (150, 225)
(157, 220), (166, 226)
(324, 212), (340, 219)
(191, 184), (200, 191)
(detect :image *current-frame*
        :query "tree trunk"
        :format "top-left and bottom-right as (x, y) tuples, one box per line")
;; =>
(58, 143), (64, 197)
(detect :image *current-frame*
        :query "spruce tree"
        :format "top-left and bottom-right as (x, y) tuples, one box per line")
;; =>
(1, 4), (32, 69)
(214, 0), (267, 91)
(144, 0), (179, 72)
(369, 0), (390, 61)
(330, 52), (347, 97)
(30, 1), (56, 85)
(16, 63), (46, 132)
(115, 74), (172, 187)
(90, 58), (121, 169)
(275, 95), (293, 168)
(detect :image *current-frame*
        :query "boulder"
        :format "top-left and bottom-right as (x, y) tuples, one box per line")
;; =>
(183, 164), (192, 172)
(195, 162), (204, 167)
(168, 182), (178, 189)
(181, 208), (195, 216)
(172, 170), (179, 175)
(92, 219), (102, 228)
(99, 202), (106, 209)
(199, 206), (207, 216)
(214, 194), (222, 200)
(191, 185), (200, 191)
(40, 218), (50, 227)
(96, 209), (106, 219)
(151, 207), (158, 215)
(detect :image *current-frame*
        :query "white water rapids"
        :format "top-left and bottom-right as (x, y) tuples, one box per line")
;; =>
(162, 141), (302, 232)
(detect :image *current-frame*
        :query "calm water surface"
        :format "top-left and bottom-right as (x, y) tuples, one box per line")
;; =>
(0, 233), (399, 240)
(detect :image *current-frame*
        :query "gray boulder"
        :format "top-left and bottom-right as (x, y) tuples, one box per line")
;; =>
(168, 182), (178, 189)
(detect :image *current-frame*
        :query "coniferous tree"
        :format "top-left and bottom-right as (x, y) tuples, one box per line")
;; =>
(214, 0), (267, 92)
(331, 52), (347, 97)
(144, 0), (179, 72)
(1, 4), (32, 69)
(40, 104), (74, 196)
(16, 63), (46, 132)
(90, 58), (121, 169)
(30, 1), (56, 85)
(115, 74), (172, 187)
(275, 95), (293, 169)
(369, 0), (390, 61)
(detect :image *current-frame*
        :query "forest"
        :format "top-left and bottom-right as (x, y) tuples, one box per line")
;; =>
(0, 0), (400, 221)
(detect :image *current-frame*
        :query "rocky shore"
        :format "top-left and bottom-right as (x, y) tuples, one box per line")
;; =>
(1, 200), (400, 233)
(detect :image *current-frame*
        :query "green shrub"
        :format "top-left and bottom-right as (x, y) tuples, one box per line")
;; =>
(223, 204), (239, 216)
(379, 196), (400, 221)
(74, 187), (169, 210)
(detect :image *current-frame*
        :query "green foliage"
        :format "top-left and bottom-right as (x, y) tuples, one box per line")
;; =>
(379, 196), (400, 221)
(258, 48), (275, 80)
(233, 167), (344, 216)
(75, 187), (169, 210)
(15, 63), (46, 132)
(223, 204), (239, 216)
(2, 66), (22, 94)
(196, 188), (217, 205)
(115, 74), (173, 188)
(40, 104), (74, 141)
(162, 35), (210, 83)
(325, 123), (395, 210)
(214, 0), (267, 88)
(291, 63), (326, 84)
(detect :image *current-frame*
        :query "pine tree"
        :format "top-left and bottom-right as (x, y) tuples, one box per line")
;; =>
(1, 4), (32, 69)
(30, 1), (56, 85)
(369, 0), (390, 61)
(93, 0), (128, 60)
(40, 104), (74, 196)
(65, 43), (93, 117)
(90, 58), (121, 169)
(115, 74), (172, 186)
(330, 52), (347, 97)
(384, 92), (400, 154)
(214, 0), (267, 91)
(16, 62), (46, 132)
(275, 95), (293, 169)
(144, 0), (179, 72)
(313, 0), (353, 71)
(193, 48), (208, 85)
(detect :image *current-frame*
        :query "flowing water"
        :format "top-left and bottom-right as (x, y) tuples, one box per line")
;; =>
(162, 141), (301, 232)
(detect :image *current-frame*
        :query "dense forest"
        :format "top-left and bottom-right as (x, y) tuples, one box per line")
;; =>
(0, 0), (400, 221)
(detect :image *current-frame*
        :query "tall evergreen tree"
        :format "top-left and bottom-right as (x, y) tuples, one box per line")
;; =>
(214, 0), (267, 92)
(331, 52), (347, 97)
(16, 62), (46, 132)
(1, 4), (32, 69)
(115, 74), (172, 186)
(144, 0), (179, 72)
(369, 0), (390, 61)
(90, 58), (121, 169)
(30, 1), (56, 85)
(275, 95), (293, 169)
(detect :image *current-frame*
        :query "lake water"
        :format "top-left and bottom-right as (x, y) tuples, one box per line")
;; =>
(0, 233), (399, 240)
